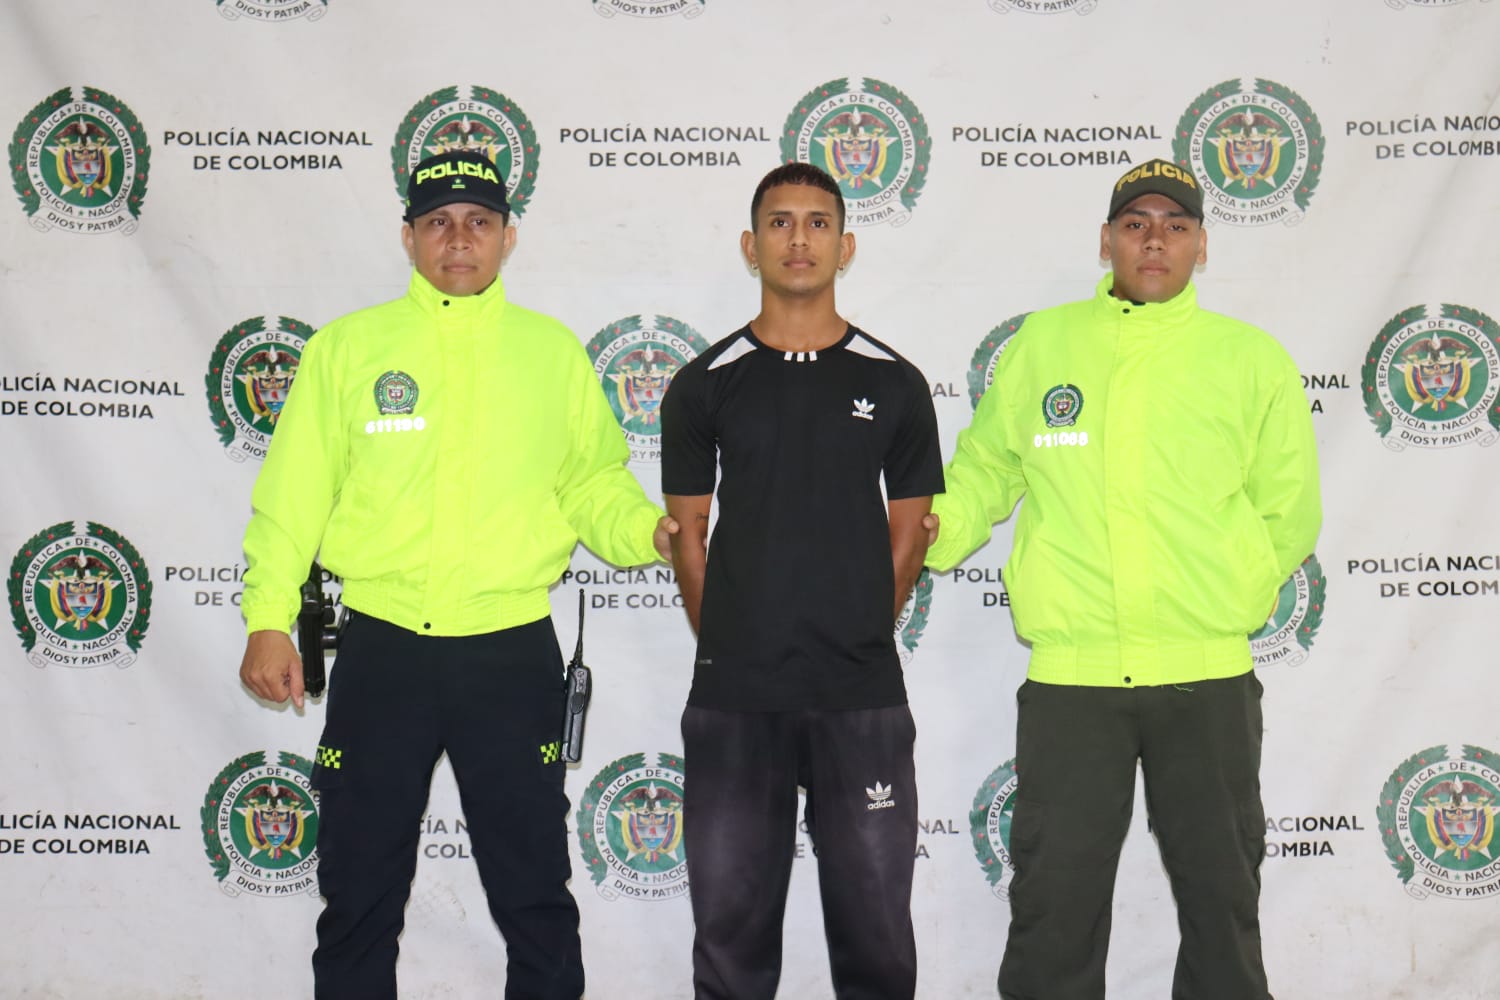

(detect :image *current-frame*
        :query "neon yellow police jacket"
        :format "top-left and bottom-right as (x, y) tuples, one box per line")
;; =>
(240, 271), (662, 637)
(927, 276), (1320, 687)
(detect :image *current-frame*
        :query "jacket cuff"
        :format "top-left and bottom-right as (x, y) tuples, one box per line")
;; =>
(242, 594), (297, 636)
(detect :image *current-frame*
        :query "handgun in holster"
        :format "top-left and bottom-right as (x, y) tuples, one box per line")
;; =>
(297, 562), (343, 699)
(560, 589), (592, 763)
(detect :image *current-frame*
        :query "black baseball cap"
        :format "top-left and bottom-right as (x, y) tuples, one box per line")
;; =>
(403, 149), (510, 222)
(1107, 158), (1203, 221)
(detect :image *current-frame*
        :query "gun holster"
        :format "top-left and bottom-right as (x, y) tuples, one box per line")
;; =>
(296, 562), (342, 698)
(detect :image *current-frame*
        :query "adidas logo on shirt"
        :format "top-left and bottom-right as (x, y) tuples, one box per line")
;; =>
(851, 398), (875, 421)
(866, 780), (895, 810)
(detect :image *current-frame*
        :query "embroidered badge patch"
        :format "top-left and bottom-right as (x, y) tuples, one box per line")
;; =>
(374, 371), (418, 415)
(1042, 384), (1083, 427)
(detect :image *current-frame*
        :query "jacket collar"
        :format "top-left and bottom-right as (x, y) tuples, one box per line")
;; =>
(1092, 273), (1197, 327)
(405, 269), (508, 326)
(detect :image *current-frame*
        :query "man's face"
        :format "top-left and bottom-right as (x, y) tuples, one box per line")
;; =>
(740, 183), (854, 298)
(1099, 193), (1207, 304)
(401, 202), (516, 297)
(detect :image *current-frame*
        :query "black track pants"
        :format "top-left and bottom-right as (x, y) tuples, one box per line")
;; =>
(681, 705), (918, 1000)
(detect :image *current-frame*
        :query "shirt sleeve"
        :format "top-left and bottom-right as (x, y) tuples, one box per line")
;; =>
(660, 359), (717, 496)
(1245, 347), (1322, 582)
(926, 358), (1028, 572)
(555, 338), (664, 568)
(884, 361), (944, 500)
(240, 331), (346, 634)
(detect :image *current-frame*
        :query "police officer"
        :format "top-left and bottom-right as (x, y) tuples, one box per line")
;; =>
(238, 148), (674, 1000)
(927, 158), (1320, 1000)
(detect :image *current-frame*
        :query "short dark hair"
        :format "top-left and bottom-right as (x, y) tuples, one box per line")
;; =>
(749, 162), (845, 231)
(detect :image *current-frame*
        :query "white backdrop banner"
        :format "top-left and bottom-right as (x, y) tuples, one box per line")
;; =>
(2, 1), (1498, 998)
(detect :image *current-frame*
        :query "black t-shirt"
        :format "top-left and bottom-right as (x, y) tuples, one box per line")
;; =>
(661, 324), (944, 711)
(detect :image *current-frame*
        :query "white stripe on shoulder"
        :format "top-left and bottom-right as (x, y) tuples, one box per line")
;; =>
(846, 332), (896, 362)
(707, 335), (758, 370)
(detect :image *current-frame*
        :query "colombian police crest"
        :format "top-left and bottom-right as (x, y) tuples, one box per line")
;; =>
(1361, 303), (1500, 451)
(576, 752), (689, 901)
(1172, 78), (1323, 227)
(1042, 385), (1084, 428)
(204, 316), (316, 463)
(216, 0), (328, 21)
(587, 314), (710, 463)
(593, 0), (705, 17)
(10, 86), (150, 235)
(970, 758), (1020, 899)
(391, 85), (540, 218)
(1250, 553), (1325, 668)
(201, 750), (321, 898)
(374, 371), (419, 415)
(1378, 744), (1500, 900)
(9, 521), (151, 669)
(987, 0), (1096, 12)
(896, 569), (933, 667)
(780, 77), (931, 228)
(968, 314), (1031, 409)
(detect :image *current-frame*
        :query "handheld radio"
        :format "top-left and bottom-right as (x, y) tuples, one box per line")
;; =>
(560, 589), (592, 763)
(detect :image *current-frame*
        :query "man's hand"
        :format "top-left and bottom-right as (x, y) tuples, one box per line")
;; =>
(922, 512), (940, 547)
(653, 514), (680, 562)
(239, 629), (306, 710)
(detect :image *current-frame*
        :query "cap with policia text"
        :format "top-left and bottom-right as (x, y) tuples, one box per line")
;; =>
(1107, 158), (1203, 221)
(403, 149), (511, 222)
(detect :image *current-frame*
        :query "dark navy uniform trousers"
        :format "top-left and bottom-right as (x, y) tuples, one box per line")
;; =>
(309, 611), (582, 1000)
